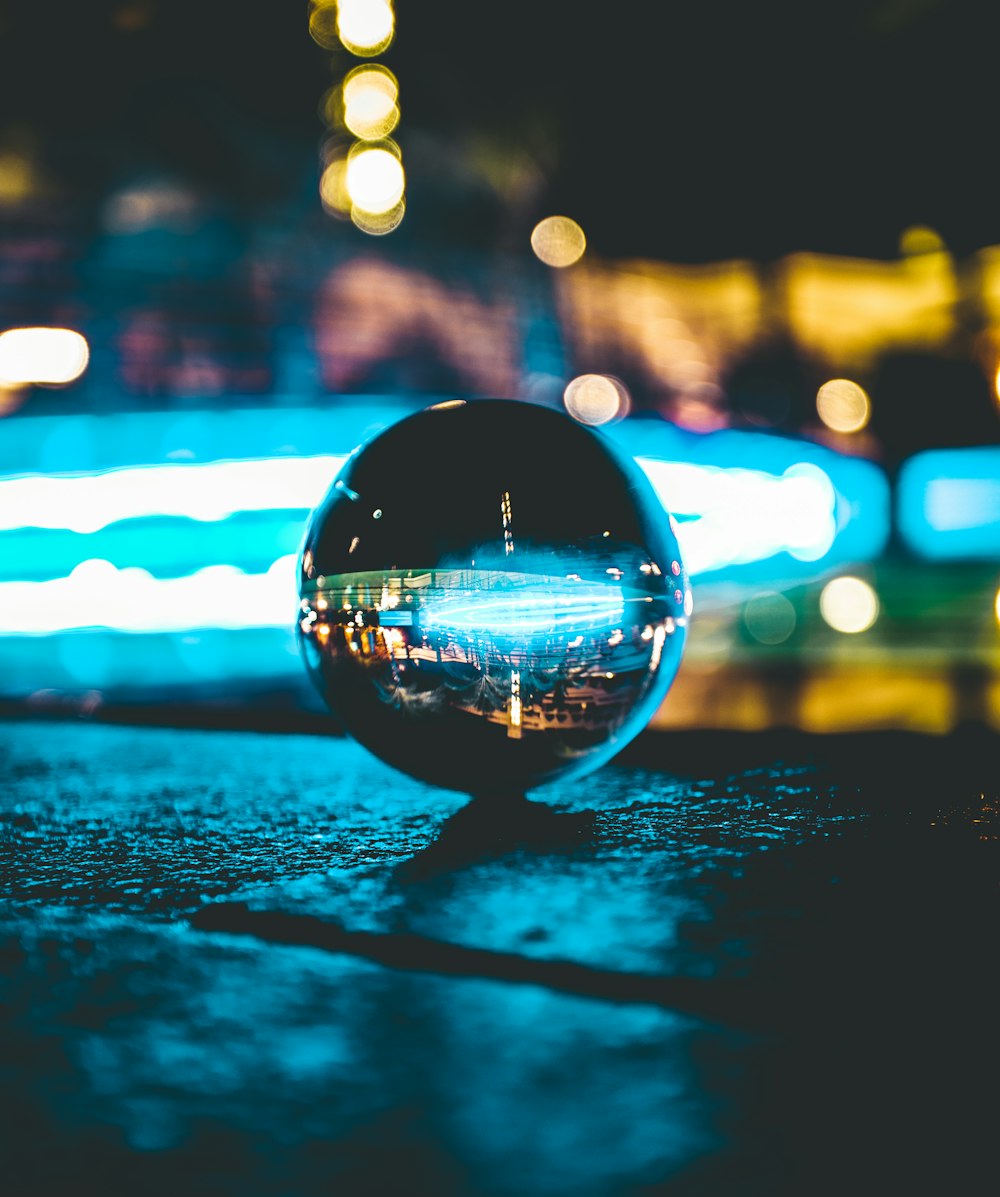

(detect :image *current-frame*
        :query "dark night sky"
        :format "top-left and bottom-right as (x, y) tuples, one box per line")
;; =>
(1, 0), (996, 262)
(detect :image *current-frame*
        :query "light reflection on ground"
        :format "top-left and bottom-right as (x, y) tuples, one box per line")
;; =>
(1, 721), (997, 1195)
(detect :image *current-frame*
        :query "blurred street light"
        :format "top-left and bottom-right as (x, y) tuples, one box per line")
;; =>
(0, 328), (90, 387)
(820, 576), (879, 634)
(816, 378), (871, 433)
(531, 216), (586, 268)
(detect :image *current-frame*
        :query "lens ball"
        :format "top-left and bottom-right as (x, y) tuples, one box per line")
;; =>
(298, 400), (689, 794)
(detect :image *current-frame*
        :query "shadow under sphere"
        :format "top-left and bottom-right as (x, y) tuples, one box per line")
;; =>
(298, 399), (689, 796)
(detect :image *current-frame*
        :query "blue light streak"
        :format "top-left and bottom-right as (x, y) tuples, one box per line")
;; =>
(0, 407), (892, 636)
(420, 582), (627, 637)
(898, 448), (1000, 559)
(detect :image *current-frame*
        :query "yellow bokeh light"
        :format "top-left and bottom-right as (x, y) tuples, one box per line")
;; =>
(782, 251), (957, 364)
(343, 64), (397, 106)
(995, 586), (1000, 627)
(899, 225), (946, 257)
(319, 86), (340, 128)
(319, 155), (351, 216)
(336, 0), (395, 56)
(820, 576), (879, 635)
(816, 378), (871, 433)
(345, 98), (399, 142)
(346, 144), (404, 215)
(994, 362), (1000, 406)
(0, 327), (90, 386)
(530, 216), (586, 268)
(0, 151), (36, 205)
(308, 4), (341, 50)
(351, 197), (405, 235)
(563, 374), (629, 425)
(342, 65), (399, 140)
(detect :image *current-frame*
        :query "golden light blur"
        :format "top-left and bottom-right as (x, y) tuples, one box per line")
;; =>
(342, 65), (400, 140)
(995, 586), (1000, 628)
(554, 261), (759, 420)
(0, 327), (90, 386)
(0, 151), (36, 204)
(345, 142), (405, 216)
(782, 251), (957, 364)
(562, 374), (629, 425)
(308, 3), (341, 50)
(744, 591), (796, 644)
(975, 245), (1000, 325)
(531, 216), (587, 268)
(819, 576), (879, 635)
(319, 154), (351, 216)
(816, 378), (871, 433)
(652, 664), (961, 734)
(899, 225), (946, 257)
(311, 0), (403, 235)
(336, 0), (395, 56)
(0, 385), (27, 417)
(319, 86), (340, 128)
(351, 197), (405, 235)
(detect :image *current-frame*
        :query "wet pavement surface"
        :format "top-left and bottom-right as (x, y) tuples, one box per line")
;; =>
(2, 719), (998, 1196)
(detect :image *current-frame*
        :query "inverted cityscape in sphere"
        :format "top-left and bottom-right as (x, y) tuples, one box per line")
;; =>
(298, 400), (690, 794)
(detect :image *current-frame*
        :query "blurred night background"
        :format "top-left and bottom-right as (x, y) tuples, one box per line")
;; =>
(2, 0), (1000, 734)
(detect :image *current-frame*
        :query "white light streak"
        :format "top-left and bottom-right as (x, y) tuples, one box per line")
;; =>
(1, 454), (836, 579)
(638, 459), (837, 575)
(0, 456), (346, 534)
(0, 328), (90, 386)
(0, 451), (848, 638)
(0, 555), (298, 634)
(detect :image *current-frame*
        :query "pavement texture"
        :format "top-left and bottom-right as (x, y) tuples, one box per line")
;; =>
(1, 718), (998, 1196)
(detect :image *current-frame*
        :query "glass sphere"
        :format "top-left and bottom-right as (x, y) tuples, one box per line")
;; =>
(298, 399), (689, 795)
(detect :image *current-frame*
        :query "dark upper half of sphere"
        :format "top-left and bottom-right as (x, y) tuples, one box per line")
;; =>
(301, 400), (678, 582)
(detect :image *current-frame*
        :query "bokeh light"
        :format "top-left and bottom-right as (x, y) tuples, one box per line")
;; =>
(336, 0), (395, 56)
(816, 378), (871, 433)
(531, 216), (587, 268)
(345, 143), (404, 215)
(744, 591), (796, 644)
(0, 151), (35, 204)
(351, 197), (405, 235)
(783, 252), (957, 362)
(319, 153), (351, 216)
(103, 181), (199, 234)
(820, 576), (879, 634)
(639, 457), (846, 575)
(899, 225), (946, 257)
(342, 65), (399, 140)
(0, 328), (90, 386)
(562, 374), (629, 425)
(308, 3), (341, 50)
(995, 586), (1000, 627)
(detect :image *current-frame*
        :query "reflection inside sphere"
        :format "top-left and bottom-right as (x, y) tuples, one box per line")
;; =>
(298, 401), (689, 794)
